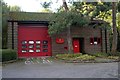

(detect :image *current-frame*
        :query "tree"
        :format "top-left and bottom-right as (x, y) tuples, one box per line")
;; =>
(2, 0), (10, 49)
(111, 2), (117, 54)
(117, 13), (120, 51)
(48, 0), (89, 53)
(40, 2), (52, 13)
(62, 0), (73, 53)
(118, 1), (120, 12)
(71, 2), (112, 20)
(2, 0), (22, 49)
(9, 5), (21, 12)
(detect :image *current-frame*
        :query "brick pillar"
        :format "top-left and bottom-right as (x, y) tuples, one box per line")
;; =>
(7, 22), (18, 51)
(7, 22), (12, 49)
(13, 22), (18, 51)
(101, 29), (106, 53)
(106, 30), (110, 53)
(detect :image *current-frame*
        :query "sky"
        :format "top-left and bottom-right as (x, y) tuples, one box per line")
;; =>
(4, 0), (120, 12)
(4, 0), (64, 12)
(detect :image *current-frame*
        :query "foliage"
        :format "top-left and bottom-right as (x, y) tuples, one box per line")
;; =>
(48, 11), (89, 35)
(117, 13), (120, 51)
(40, 1), (52, 13)
(0, 49), (17, 62)
(9, 5), (21, 12)
(90, 52), (120, 58)
(40, 2), (52, 9)
(107, 56), (119, 60)
(71, 2), (113, 20)
(56, 53), (96, 61)
(2, 0), (22, 49)
(90, 52), (109, 58)
(2, 0), (10, 49)
(108, 51), (120, 56)
(56, 53), (82, 58)
(117, 1), (120, 12)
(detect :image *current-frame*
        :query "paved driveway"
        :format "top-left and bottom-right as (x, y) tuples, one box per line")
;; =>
(2, 60), (118, 78)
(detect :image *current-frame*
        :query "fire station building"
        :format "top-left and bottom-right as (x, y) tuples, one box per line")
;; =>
(7, 12), (110, 58)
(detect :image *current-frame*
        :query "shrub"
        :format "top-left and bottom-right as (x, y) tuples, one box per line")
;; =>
(0, 49), (17, 62)
(108, 52), (120, 56)
(56, 53), (96, 61)
(91, 52), (108, 58)
(56, 53), (82, 59)
(107, 56), (119, 60)
(75, 54), (96, 61)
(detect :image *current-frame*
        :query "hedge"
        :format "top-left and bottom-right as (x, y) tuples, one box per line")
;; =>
(0, 49), (17, 62)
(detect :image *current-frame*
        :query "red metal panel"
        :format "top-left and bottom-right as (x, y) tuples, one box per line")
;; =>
(18, 25), (52, 58)
(73, 39), (80, 53)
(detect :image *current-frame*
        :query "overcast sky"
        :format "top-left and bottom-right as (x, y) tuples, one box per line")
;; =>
(4, 0), (119, 12)
(4, 0), (64, 12)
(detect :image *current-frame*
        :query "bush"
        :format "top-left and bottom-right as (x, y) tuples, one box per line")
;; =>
(0, 49), (17, 62)
(107, 56), (119, 60)
(74, 54), (96, 61)
(107, 52), (120, 56)
(56, 53), (96, 61)
(91, 52), (109, 58)
(56, 53), (82, 59)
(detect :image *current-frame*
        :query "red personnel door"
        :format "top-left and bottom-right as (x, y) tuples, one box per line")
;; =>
(73, 39), (80, 53)
(18, 25), (52, 58)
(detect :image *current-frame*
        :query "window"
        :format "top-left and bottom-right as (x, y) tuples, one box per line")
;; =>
(29, 45), (34, 48)
(36, 41), (40, 44)
(29, 50), (34, 52)
(36, 45), (40, 48)
(22, 45), (27, 48)
(29, 41), (34, 44)
(90, 37), (101, 45)
(22, 50), (27, 53)
(43, 40), (48, 44)
(43, 45), (48, 48)
(36, 49), (40, 52)
(22, 40), (27, 44)
(43, 49), (48, 52)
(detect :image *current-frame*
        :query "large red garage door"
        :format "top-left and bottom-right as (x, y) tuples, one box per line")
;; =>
(18, 25), (52, 58)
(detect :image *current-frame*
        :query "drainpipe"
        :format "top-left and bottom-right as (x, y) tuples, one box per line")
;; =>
(100, 29), (103, 52)
(12, 22), (14, 49)
(105, 28), (107, 53)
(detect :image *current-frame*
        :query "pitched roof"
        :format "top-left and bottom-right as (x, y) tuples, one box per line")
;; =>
(9, 12), (53, 21)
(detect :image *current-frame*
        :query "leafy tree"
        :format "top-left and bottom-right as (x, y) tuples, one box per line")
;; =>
(49, 0), (89, 53)
(0, 0), (2, 49)
(2, 0), (22, 49)
(9, 5), (21, 12)
(117, 1), (120, 12)
(40, 2), (52, 9)
(2, 0), (10, 49)
(117, 13), (120, 51)
(40, 2), (52, 13)
(71, 2), (112, 20)
(49, 11), (89, 35)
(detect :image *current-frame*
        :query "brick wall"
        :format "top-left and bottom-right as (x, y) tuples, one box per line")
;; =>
(51, 26), (110, 54)
(71, 27), (101, 54)
(51, 30), (68, 55)
(7, 22), (18, 51)
(7, 22), (12, 49)
(7, 21), (110, 55)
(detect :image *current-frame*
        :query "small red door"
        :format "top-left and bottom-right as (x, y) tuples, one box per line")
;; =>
(73, 39), (80, 53)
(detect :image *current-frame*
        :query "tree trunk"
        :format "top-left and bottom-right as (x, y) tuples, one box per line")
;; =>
(111, 2), (118, 54)
(62, 0), (73, 53)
